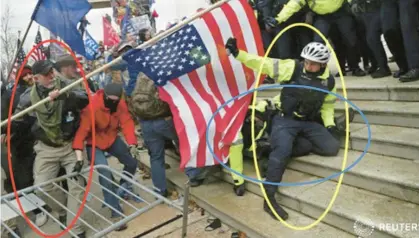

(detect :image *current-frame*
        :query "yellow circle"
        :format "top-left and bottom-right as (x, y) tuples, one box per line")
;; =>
(250, 23), (350, 230)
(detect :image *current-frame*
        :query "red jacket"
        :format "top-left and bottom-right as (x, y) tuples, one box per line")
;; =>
(72, 90), (137, 151)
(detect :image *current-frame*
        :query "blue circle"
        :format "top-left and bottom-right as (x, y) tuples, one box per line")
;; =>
(205, 83), (372, 186)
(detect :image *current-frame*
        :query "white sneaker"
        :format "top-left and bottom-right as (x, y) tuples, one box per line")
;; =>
(35, 211), (48, 227)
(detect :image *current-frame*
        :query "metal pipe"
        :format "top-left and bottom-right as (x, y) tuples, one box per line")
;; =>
(66, 178), (126, 218)
(1, 220), (19, 238)
(37, 187), (99, 233)
(51, 182), (113, 225)
(181, 181), (191, 237)
(93, 199), (163, 238)
(20, 192), (79, 236)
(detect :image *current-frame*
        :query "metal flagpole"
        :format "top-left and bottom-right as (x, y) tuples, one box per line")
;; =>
(0, 0), (231, 128)
(5, 0), (43, 81)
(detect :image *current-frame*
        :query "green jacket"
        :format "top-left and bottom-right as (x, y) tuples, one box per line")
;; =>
(275, 0), (345, 23)
(235, 50), (336, 127)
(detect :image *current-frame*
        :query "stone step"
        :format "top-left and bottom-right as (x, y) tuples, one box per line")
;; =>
(335, 101), (419, 128)
(257, 77), (419, 102)
(138, 153), (355, 238)
(347, 123), (419, 161)
(214, 160), (419, 238)
(288, 150), (419, 204)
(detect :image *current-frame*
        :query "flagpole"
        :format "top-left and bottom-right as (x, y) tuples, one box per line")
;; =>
(0, 0), (231, 128)
(6, 0), (43, 82)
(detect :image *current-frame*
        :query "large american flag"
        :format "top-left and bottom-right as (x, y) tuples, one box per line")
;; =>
(31, 29), (47, 62)
(123, 0), (264, 168)
(9, 38), (26, 82)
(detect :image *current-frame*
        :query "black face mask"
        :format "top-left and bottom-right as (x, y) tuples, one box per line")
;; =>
(103, 94), (120, 113)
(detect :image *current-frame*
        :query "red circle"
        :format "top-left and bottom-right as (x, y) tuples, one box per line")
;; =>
(6, 39), (96, 238)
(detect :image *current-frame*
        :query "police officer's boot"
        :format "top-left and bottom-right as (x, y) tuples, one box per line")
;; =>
(263, 184), (289, 220)
(233, 181), (246, 196)
(334, 108), (355, 136)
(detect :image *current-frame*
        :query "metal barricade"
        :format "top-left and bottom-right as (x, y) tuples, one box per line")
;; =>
(1, 165), (190, 238)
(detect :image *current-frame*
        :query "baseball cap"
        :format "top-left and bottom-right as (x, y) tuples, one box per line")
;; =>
(32, 60), (54, 75)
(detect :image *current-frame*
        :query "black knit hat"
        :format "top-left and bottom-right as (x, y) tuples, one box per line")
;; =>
(104, 83), (123, 98)
(32, 60), (54, 75)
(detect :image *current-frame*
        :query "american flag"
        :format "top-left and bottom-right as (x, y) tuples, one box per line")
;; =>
(31, 29), (47, 62)
(9, 38), (26, 82)
(123, 0), (264, 168)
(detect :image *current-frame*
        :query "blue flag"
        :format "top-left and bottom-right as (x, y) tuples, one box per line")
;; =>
(32, 0), (92, 57)
(84, 31), (99, 61)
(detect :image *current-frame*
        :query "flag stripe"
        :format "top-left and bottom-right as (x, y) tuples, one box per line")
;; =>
(170, 77), (209, 168)
(239, 0), (265, 61)
(188, 69), (223, 166)
(193, 19), (233, 108)
(201, 12), (240, 108)
(158, 84), (193, 169)
(181, 71), (220, 167)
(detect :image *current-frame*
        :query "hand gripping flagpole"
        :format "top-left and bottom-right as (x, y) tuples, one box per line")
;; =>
(0, 0), (232, 128)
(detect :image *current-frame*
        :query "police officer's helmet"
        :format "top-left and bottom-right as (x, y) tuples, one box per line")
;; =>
(301, 42), (330, 64)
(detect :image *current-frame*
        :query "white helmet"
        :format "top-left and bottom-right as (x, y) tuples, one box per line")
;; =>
(300, 42), (330, 64)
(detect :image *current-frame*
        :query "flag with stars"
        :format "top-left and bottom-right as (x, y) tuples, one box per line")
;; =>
(123, 0), (264, 169)
(31, 29), (47, 62)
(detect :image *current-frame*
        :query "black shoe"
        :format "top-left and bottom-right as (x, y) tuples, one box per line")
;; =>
(393, 69), (408, 78)
(263, 184), (289, 220)
(190, 178), (205, 187)
(233, 183), (246, 196)
(351, 68), (367, 77)
(371, 67), (392, 78)
(367, 66), (377, 74)
(263, 199), (289, 221)
(399, 69), (419, 83)
(335, 72), (346, 77)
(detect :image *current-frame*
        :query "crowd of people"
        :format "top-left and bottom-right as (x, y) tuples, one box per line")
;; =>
(1, 0), (418, 237)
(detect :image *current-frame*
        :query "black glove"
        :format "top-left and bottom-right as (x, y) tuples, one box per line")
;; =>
(264, 17), (279, 28)
(71, 160), (84, 181)
(327, 126), (341, 141)
(225, 37), (239, 57)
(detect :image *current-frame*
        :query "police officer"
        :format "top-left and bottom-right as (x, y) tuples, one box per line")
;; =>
(351, 0), (392, 78)
(229, 100), (313, 196)
(381, 0), (419, 82)
(267, 0), (366, 77)
(226, 38), (340, 220)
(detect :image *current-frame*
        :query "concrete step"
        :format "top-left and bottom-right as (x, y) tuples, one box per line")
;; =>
(287, 150), (419, 204)
(335, 101), (419, 129)
(214, 160), (419, 238)
(257, 77), (419, 102)
(138, 153), (355, 238)
(347, 123), (419, 161)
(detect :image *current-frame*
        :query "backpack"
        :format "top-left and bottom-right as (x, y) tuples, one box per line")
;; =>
(129, 72), (171, 120)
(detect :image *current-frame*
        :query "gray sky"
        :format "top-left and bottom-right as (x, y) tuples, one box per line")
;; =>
(2, 0), (209, 51)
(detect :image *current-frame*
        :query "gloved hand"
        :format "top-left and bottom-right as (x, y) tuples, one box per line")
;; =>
(264, 17), (279, 28)
(71, 160), (84, 181)
(225, 37), (239, 57)
(129, 145), (139, 159)
(327, 126), (341, 140)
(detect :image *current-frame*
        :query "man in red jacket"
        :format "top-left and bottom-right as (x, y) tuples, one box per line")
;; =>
(72, 83), (139, 231)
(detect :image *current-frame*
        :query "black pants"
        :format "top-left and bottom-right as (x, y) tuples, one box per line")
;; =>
(266, 115), (340, 185)
(381, 0), (409, 71)
(361, 11), (388, 69)
(313, 4), (360, 70)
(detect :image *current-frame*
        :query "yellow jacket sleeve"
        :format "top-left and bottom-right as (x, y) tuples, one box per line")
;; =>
(235, 50), (295, 83)
(275, 0), (305, 23)
(320, 86), (337, 127)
